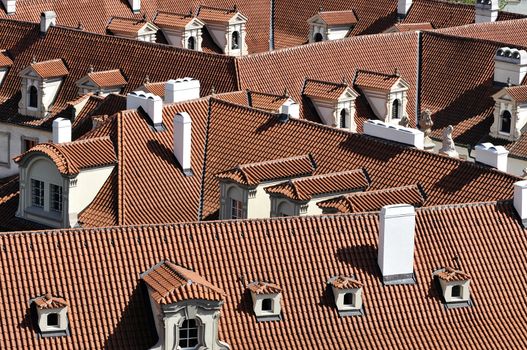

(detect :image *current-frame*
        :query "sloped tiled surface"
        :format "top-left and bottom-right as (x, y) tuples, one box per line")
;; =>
(1, 202), (527, 348)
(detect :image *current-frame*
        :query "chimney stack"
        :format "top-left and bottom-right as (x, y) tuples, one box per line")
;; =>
(378, 204), (416, 285)
(164, 78), (201, 104)
(128, 0), (140, 13)
(494, 47), (527, 86)
(173, 112), (192, 176)
(474, 143), (509, 172)
(2, 0), (15, 14)
(280, 98), (300, 119)
(40, 11), (56, 34)
(126, 91), (163, 130)
(52, 118), (71, 144)
(475, 0), (499, 23)
(514, 180), (527, 227)
(397, 0), (413, 19)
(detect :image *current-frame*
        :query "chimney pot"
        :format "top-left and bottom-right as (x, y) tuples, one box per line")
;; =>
(164, 78), (201, 104)
(397, 0), (413, 19)
(2, 0), (16, 14)
(52, 118), (71, 144)
(126, 91), (163, 129)
(279, 98), (300, 119)
(378, 204), (416, 284)
(128, 0), (140, 13)
(494, 47), (527, 86)
(173, 112), (192, 175)
(40, 11), (56, 34)
(475, 0), (499, 23)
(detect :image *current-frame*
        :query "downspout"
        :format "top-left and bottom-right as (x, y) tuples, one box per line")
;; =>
(197, 97), (213, 221)
(269, 0), (275, 51)
(415, 30), (423, 127)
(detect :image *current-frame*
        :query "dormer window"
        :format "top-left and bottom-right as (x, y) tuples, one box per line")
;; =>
(340, 108), (348, 128)
(0, 50), (13, 87)
(188, 36), (196, 50)
(433, 267), (472, 309)
(75, 68), (127, 97)
(197, 6), (248, 56)
(308, 10), (357, 43)
(31, 179), (44, 208)
(314, 32), (323, 42)
(28, 85), (38, 108)
(32, 294), (69, 337)
(230, 198), (243, 219)
(232, 31), (239, 49)
(392, 99), (400, 119)
(179, 319), (200, 349)
(501, 110), (512, 133)
(50, 183), (63, 213)
(328, 276), (364, 317)
(154, 12), (205, 51)
(247, 281), (282, 321)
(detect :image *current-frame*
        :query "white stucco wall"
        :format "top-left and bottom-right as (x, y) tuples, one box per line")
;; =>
(326, 26), (351, 40)
(19, 76), (63, 118)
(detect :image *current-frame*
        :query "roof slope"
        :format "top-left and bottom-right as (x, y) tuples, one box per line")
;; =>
(1, 201), (527, 349)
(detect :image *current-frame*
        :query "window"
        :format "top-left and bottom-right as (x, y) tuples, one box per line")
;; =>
(230, 199), (243, 219)
(262, 298), (273, 311)
(22, 137), (38, 153)
(31, 179), (44, 208)
(451, 285), (462, 298)
(28, 85), (38, 108)
(231, 31), (239, 49)
(314, 32), (323, 42)
(392, 99), (400, 119)
(501, 110), (512, 133)
(179, 319), (199, 349)
(188, 36), (196, 50)
(50, 184), (63, 213)
(340, 109), (347, 128)
(343, 293), (354, 306)
(47, 313), (59, 327)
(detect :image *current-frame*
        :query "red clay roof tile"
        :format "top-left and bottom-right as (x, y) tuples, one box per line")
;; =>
(436, 267), (471, 282)
(34, 294), (68, 309)
(154, 11), (197, 29)
(30, 58), (69, 79)
(317, 10), (358, 26)
(106, 17), (153, 35)
(197, 6), (239, 23)
(0, 50), (12, 67)
(355, 70), (401, 91)
(87, 69), (127, 88)
(247, 281), (282, 294)
(303, 79), (353, 100)
(329, 276), (363, 289)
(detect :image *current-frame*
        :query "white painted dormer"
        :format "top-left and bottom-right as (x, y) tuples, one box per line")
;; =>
(303, 79), (359, 132)
(434, 267), (472, 308)
(475, 0), (499, 23)
(32, 294), (69, 337)
(494, 47), (527, 86)
(107, 17), (158, 42)
(247, 281), (282, 322)
(307, 10), (357, 43)
(328, 276), (364, 317)
(198, 6), (248, 56)
(75, 67), (127, 96)
(154, 12), (205, 51)
(490, 85), (527, 141)
(1, 0), (15, 14)
(355, 70), (410, 125)
(18, 59), (68, 118)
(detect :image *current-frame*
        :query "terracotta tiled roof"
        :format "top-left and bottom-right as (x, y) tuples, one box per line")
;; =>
(1, 201), (526, 348)
(107, 17), (153, 35)
(30, 58), (69, 79)
(389, 22), (434, 32)
(504, 85), (527, 102)
(88, 69), (127, 88)
(14, 137), (116, 176)
(197, 6), (238, 24)
(317, 184), (426, 213)
(215, 154), (316, 186)
(436, 267), (471, 282)
(247, 281), (282, 294)
(77, 168), (119, 227)
(154, 11), (197, 29)
(140, 81), (166, 97)
(403, 0), (475, 28)
(265, 169), (370, 201)
(142, 261), (225, 304)
(329, 276), (363, 289)
(317, 10), (358, 26)
(248, 91), (289, 111)
(34, 294), (68, 309)
(0, 50), (12, 67)
(303, 79), (352, 100)
(355, 70), (401, 91)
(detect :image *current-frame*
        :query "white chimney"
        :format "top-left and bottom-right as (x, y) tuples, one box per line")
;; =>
(363, 120), (424, 149)
(514, 180), (527, 227)
(40, 11), (56, 33)
(378, 204), (416, 284)
(474, 143), (509, 172)
(128, 0), (140, 13)
(280, 98), (300, 119)
(164, 78), (201, 104)
(2, 0), (16, 14)
(52, 118), (71, 144)
(475, 0), (499, 23)
(494, 47), (527, 86)
(397, 0), (413, 18)
(126, 91), (163, 128)
(173, 112), (192, 175)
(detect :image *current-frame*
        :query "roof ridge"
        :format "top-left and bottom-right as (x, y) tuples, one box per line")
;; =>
(305, 77), (348, 87)
(289, 168), (365, 184)
(424, 30), (527, 52)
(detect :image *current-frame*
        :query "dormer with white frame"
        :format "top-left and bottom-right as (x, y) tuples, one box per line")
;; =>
(18, 58), (68, 118)
(490, 85), (527, 141)
(303, 78), (359, 131)
(197, 6), (248, 56)
(307, 10), (357, 43)
(247, 281), (282, 322)
(327, 276), (364, 317)
(154, 11), (205, 51)
(32, 293), (69, 337)
(216, 154), (317, 220)
(14, 136), (116, 228)
(75, 66), (127, 96)
(141, 261), (230, 350)
(354, 69), (410, 125)
(106, 17), (158, 42)
(433, 267), (472, 309)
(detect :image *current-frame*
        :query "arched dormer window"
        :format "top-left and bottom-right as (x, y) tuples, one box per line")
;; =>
(179, 318), (200, 349)
(188, 36), (196, 50)
(340, 109), (347, 129)
(392, 99), (400, 120)
(231, 31), (239, 49)
(314, 32), (323, 42)
(28, 86), (38, 108)
(501, 110), (512, 134)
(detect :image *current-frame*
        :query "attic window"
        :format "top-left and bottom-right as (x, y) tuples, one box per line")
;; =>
(232, 31), (239, 49)
(433, 267), (473, 309)
(343, 292), (354, 306)
(327, 276), (364, 317)
(392, 99), (400, 119)
(314, 32), (323, 42)
(501, 110), (512, 134)
(179, 319), (200, 349)
(340, 108), (347, 128)
(28, 86), (38, 108)
(247, 281), (282, 322)
(188, 36), (196, 50)
(32, 294), (69, 337)
(47, 313), (59, 327)
(262, 298), (273, 311)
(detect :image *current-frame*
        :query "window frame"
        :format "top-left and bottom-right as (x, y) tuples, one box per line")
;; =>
(31, 179), (45, 209)
(261, 298), (273, 312)
(188, 36), (196, 50)
(230, 198), (244, 219)
(314, 32), (323, 42)
(231, 31), (240, 49)
(50, 183), (63, 213)
(0, 131), (10, 166)
(21, 136), (39, 153)
(47, 313), (60, 327)
(28, 85), (38, 109)
(343, 292), (355, 306)
(392, 99), (401, 120)
(451, 284), (462, 298)
(178, 318), (200, 349)
(500, 110), (512, 134)
(340, 108), (348, 129)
